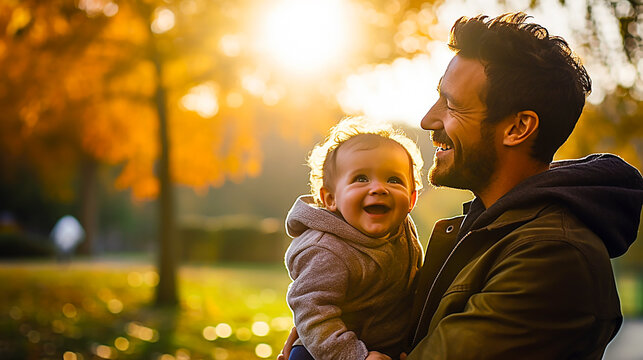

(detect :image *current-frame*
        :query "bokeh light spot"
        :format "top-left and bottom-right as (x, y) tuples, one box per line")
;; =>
(114, 337), (129, 351)
(215, 323), (232, 338)
(251, 321), (270, 336)
(103, 2), (118, 17)
(127, 272), (143, 287)
(235, 327), (251, 341)
(181, 82), (219, 118)
(62, 303), (78, 319)
(144, 271), (159, 287)
(126, 322), (159, 342)
(107, 299), (123, 314)
(63, 351), (78, 360)
(255, 343), (273, 358)
(212, 347), (228, 360)
(202, 326), (218, 341)
(95, 344), (113, 359)
(151, 7), (175, 34)
(27, 330), (40, 343)
(9, 306), (22, 320)
(176, 348), (190, 360)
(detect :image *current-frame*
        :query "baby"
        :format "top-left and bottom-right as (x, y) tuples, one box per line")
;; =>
(284, 117), (424, 360)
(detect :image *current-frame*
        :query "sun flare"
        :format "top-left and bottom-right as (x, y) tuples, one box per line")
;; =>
(258, 0), (353, 74)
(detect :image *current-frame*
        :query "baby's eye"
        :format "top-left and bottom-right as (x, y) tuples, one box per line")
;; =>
(388, 176), (404, 185)
(353, 175), (369, 183)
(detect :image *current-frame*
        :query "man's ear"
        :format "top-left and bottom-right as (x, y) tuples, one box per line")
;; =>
(503, 110), (539, 147)
(409, 190), (417, 212)
(320, 187), (337, 211)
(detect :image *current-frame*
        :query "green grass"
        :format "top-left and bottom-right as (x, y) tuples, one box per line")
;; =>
(0, 259), (293, 360)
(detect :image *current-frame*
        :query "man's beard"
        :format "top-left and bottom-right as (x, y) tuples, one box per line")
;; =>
(429, 124), (497, 193)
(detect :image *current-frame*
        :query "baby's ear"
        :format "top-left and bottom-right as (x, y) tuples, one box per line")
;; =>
(409, 190), (417, 212)
(320, 187), (337, 211)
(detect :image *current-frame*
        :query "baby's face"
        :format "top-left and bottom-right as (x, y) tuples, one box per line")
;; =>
(322, 136), (416, 238)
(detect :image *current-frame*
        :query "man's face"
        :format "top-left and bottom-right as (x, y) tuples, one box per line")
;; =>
(322, 136), (417, 238)
(421, 55), (498, 193)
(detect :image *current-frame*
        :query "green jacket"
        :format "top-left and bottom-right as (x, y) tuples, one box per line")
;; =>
(407, 203), (620, 359)
(407, 154), (643, 359)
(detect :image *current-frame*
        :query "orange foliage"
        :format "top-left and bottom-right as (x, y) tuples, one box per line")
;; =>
(0, 0), (349, 202)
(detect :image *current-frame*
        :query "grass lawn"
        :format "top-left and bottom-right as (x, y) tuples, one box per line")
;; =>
(0, 258), (293, 360)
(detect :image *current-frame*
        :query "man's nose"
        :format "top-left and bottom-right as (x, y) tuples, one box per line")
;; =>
(421, 101), (443, 130)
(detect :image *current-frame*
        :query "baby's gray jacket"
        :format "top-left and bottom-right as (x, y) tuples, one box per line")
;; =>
(285, 196), (423, 360)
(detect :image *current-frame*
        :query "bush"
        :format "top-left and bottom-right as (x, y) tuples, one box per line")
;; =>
(179, 215), (288, 264)
(0, 231), (55, 258)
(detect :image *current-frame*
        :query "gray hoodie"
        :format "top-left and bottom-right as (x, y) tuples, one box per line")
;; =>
(285, 196), (423, 360)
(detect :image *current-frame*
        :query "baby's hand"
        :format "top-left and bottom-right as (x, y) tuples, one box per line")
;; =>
(366, 351), (392, 360)
(400, 352), (408, 360)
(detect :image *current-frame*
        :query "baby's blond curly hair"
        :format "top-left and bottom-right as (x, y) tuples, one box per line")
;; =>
(308, 116), (424, 206)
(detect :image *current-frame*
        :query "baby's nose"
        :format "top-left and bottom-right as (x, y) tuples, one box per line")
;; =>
(369, 182), (389, 195)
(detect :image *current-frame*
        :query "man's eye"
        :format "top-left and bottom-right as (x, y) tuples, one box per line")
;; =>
(388, 176), (404, 185)
(354, 175), (368, 183)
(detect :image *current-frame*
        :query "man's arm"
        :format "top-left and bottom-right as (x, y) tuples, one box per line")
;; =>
(408, 239), (620, 359)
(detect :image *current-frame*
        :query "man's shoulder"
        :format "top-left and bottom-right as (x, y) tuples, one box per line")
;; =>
(501, 202), (611, 262)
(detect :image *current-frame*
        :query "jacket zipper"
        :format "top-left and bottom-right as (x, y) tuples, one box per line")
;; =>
(411, 231), (471, 346)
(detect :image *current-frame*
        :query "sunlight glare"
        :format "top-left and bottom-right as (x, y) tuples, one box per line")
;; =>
(338, 45), (452, 126)
(259, 0), (353, 73)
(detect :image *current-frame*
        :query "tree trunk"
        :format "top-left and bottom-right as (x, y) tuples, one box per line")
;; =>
(77, 154), (98, 256)
(152, 41), (178, 307)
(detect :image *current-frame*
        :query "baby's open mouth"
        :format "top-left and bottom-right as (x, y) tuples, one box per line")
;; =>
(364, 204), (390, 214)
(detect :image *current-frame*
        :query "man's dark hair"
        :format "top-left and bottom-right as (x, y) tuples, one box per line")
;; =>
(448, 13), (592, 163)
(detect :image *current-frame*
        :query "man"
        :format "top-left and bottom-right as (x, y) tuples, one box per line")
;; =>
(405, 13), (642, 359)
(279, 13), (643, 359)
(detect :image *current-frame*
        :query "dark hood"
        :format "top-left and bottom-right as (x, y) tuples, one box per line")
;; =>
(459, 154), (643, 258)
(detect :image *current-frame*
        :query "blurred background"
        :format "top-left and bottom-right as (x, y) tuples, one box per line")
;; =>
(0, 0), (641, 359)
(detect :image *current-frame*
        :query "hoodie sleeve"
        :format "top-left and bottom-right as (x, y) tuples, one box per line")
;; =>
(286, 244), (369, 360)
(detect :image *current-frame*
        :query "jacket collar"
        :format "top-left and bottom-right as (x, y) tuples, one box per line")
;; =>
(482, 202), (550, 231)
(462, 200), (550, 233)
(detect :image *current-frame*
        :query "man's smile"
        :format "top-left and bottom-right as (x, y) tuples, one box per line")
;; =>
(431, 130), (454, 152)
(434, 142), (453, 152)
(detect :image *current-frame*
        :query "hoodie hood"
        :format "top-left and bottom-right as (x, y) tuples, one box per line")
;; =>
(285, 195), (410, 248)
(459, 154), (643, 258)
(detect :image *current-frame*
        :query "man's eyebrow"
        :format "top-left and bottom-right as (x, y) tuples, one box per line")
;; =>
(436, 77), (453, 101)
